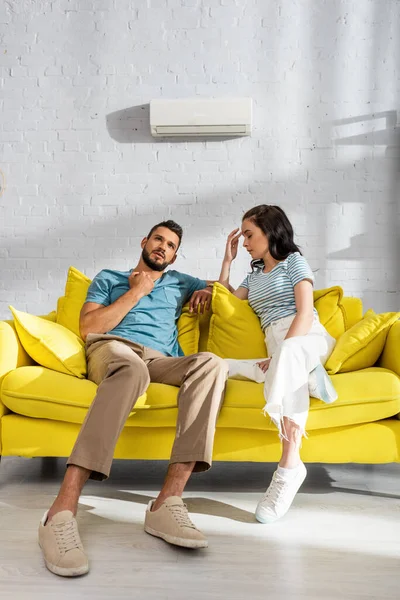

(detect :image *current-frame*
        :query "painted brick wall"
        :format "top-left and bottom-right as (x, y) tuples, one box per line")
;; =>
(1, 0), (399, 319)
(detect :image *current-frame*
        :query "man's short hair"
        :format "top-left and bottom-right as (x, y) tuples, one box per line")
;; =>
(147, 220), (183, 248)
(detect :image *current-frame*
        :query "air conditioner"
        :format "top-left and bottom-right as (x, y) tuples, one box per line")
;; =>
(150, 97), (252, 137)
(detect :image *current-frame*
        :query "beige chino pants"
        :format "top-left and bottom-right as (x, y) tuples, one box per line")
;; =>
(67, 334), (229, 480)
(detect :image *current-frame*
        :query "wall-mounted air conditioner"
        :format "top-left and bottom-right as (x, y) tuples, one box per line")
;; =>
(150, 97), (252, 137)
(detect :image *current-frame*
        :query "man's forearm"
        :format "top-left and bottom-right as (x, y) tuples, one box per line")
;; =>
(80, 289), (142, 340)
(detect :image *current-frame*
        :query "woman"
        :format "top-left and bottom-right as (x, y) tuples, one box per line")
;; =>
(219, 205), (337, 524)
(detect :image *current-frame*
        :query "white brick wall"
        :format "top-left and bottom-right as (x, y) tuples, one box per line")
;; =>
(1, 0), (399, 319)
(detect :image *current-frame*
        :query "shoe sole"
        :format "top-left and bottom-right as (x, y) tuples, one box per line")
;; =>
(255, 511), (278, 524)
(144, 525), (208, 549)
(39, 542), (89, 577)
(255, 466), (307, 524)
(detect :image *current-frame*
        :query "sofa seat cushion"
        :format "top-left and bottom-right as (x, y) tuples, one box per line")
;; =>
(2, 366), (400, 432)
(1, 366), (179, 427)
(219, 367), (400, 430)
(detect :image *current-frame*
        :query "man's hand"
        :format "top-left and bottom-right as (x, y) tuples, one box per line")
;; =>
(189, 288), (212, 314)
(128, 271), (154, 298)
(256, 358), (271, 373)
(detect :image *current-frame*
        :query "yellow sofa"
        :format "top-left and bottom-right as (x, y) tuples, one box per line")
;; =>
(1, 292), (400, 466)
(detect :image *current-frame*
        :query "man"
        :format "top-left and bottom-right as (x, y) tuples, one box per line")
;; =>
(38, 220), (227, 577)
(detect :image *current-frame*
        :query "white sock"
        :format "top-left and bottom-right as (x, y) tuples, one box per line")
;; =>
(277, 463), (302, 480)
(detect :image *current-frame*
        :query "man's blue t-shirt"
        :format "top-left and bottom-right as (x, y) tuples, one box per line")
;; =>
(85, 269), (207, 357)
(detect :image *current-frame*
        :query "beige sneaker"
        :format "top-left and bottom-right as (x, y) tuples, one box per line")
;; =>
(38, 510), (89, 577)
(144, 496), (208, 549)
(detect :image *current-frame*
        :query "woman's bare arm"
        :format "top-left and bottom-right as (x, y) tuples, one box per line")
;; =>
(284, 279), (314, 339)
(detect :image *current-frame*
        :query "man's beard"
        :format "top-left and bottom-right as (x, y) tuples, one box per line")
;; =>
(141, 246), (171, 272)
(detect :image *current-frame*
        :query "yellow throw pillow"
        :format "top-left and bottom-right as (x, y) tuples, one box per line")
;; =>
(9, 306), (87, 378)
(56, 266), (91, 337)
(207, 283), (350, 360)
(177, 305), (200, 356)
(325, 309), (400, 374)
(207, 283), (268, 359)
(313, 286), (346, 339)
(57, 266), (200, 354)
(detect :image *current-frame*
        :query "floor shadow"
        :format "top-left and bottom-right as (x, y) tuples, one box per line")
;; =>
(79, 489), (256, 524)
(330, 486), (400, 500)
(2, 458), (399, 501)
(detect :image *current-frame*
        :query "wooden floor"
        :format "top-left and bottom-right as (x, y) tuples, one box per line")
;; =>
(0, 457), (399, 600)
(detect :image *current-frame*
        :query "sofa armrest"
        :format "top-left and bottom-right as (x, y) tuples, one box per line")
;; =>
(378, 319), (400, 376)
(0, 401), (8, 418)
(1, 320), (27, 419)
(0, 313), (57, 422)
(0, 319), (35, 386)
(0, 320), (34, 418)
(0, 319), (35, 418)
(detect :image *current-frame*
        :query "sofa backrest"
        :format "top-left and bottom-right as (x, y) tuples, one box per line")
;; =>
(341, 296), (363, 329)
(198, 295), (363, 352)
(0, 299), (364, 374)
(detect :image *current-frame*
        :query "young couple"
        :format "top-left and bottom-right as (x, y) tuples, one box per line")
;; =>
(39, 204), (337, 577)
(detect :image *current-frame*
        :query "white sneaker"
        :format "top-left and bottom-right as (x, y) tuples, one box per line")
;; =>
(308, 363), (338, 404)
(255, 463), (307, 524)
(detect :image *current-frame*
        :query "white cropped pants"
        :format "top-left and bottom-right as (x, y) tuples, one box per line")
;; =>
(225, 314), (336, 438)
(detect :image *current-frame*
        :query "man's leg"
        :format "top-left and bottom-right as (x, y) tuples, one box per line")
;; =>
(39, 337), (150, 576)
(154, 462), (195, 510)
(48, 338), (150, 515)
(143, 351), (228, 548)
(46, 465), (90, 522)
(149, 351), (228, 506)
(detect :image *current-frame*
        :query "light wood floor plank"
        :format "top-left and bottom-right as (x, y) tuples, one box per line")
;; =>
(0, 458), (399, 599)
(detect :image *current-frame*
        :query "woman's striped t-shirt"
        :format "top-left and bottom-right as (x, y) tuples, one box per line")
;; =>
(239, 252), (316, 330)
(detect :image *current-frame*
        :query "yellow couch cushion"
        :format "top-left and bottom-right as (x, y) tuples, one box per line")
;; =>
(1, 366), (178, 426)
(57, 266), (91, 337)
(218, 368), (400, 430)
(176, 305), (200, 356)
(207, 283), (267, 359)
(325, 310), (400, 374)
(9, 307), (87, 378)
(313, 286), (346, 339)
(207, 283), (346, 359)
(341, 296), (363, 330)
(2, 364), (399, 432)
(56, 266), (199, 355)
